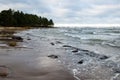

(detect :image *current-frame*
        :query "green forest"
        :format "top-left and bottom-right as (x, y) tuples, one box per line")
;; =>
(0, 9), (54, 27)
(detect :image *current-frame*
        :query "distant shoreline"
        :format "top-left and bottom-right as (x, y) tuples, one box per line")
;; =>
(0, 9), (54, 28)
(0, 26), (54, 30)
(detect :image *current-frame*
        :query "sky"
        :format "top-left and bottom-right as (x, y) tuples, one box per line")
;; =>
(0, 0), (120, 26)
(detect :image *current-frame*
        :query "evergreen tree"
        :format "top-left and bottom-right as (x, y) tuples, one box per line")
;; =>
(0, 9), (14, 26)
(0, 9), (54, 27)
(49, 19), (54, 26)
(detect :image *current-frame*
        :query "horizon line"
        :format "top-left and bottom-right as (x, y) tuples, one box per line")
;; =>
(55, 24), (120, 27)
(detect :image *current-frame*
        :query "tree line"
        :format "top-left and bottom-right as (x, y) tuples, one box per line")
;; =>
(0, 9), (54, 27)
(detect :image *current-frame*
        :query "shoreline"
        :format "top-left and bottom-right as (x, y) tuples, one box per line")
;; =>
(1, 27), (120, 80)
(0, 28), (76, 80)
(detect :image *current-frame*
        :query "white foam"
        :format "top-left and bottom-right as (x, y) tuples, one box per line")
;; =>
(72, 69), (81, 80)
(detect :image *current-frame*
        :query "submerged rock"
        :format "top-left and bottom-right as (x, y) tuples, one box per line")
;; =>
(72, 49), (79, 53)
(27, 37), (31, 40)
(84, 50), (109, 60)
(27, 38), (31, 40)
(84, 52), (98, 57)
(50, 42), (55, 45)
(113, 68), (120, 73)
(0, 66), (9, 77)
(48, 55), (58, 59)
(56, 41), (62, 44)
(78, 60), (84, 64)
(63, 45), (72, 48)
(99, 55), (109, 60)
(12, 36), (23, 41)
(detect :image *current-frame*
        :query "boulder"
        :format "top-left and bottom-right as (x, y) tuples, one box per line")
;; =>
(12, 36), (23, 41)
(99, 55), (109, 60)
(48, 55), (58, 59)
(63, 45), (72, 48)
(0, 66), (9, 77)
(78, 60), (84, 64)
(50, 42), (55, 45)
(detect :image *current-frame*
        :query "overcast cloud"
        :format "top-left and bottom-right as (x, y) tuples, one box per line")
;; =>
(0, 0), (120, 24)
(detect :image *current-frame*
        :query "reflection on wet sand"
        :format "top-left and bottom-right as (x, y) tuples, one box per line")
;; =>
(0, 48), (75, 80)
(0, 27), (75, 80)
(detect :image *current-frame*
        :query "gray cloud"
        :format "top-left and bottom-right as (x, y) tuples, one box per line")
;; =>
(0, 0), (119, 24)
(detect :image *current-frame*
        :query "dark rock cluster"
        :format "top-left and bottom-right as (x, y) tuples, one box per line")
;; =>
(48, 55), (58, 59)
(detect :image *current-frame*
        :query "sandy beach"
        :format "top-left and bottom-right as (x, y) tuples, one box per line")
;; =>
(0, 42), (75, 80)
(0, 28), (75, 80)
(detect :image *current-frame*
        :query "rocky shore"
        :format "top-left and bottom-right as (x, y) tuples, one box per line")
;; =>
(0, 27), (120, 80)
(0, 27), (75, 80)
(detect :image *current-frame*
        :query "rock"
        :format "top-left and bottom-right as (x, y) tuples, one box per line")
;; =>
(78, 60), (84, 64)
(113, 68), (120, 73)
(81, 49), (89, 52)
(50, 42), (55, 45)
(48, 55), (58, 59)
(62, 45), (80, 50)
(72, 49), (78, 53)
(27, 38), (31, 40)
(0, 66), (9, 77)
(85, 51), (101, 58)
(99, 55), (109, 60)
(63, 45), (71, 47)
(12, 36), (23, 41)
(7, 41), (17, 47)
(27, 36), (31, 40)
(56, 41), (62, 44)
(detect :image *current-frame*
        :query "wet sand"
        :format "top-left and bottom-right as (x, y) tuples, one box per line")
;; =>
(0, 28), (75, 80)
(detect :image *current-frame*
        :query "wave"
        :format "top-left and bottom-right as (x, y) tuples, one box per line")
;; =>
(102, 41), (120, 48)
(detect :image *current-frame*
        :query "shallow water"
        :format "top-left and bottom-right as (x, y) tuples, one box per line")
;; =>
(1, 27), (120, 80)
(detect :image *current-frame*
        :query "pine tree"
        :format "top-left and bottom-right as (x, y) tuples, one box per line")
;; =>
(0, 9), (54, 27)
(49, 19), (54, 26)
